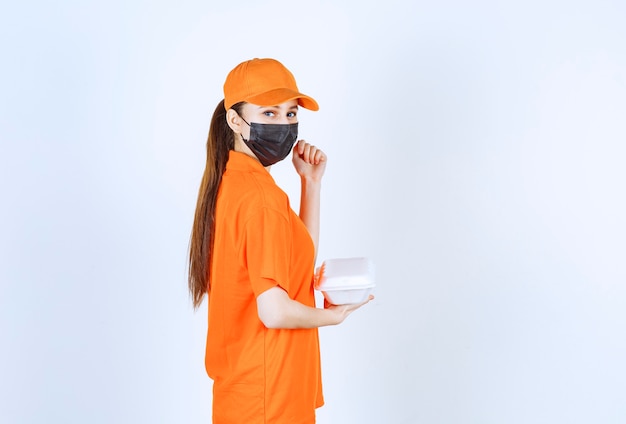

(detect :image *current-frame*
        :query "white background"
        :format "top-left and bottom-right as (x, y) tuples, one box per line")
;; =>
(2, 1), (625, 423)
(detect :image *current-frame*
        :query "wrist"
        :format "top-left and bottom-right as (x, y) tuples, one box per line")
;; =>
(300, 175), (323, 185)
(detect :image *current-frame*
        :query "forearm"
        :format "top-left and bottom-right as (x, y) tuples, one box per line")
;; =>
(299, 177), (321, 255)
(257, 287), (347, 329)
(270, 296), (339, 329)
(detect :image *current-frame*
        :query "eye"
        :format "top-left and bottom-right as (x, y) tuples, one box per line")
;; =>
(263, 110), (276, 117)
(287, 111), (297, 118)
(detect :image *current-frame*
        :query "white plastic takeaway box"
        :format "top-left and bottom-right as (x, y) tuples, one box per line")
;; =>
(315, 257), (376, 305)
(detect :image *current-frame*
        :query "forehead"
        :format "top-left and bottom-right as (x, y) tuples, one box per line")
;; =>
(246, 99), (299, 111)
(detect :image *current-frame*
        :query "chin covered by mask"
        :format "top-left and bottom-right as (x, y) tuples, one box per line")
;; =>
(240, 118), (299, 167)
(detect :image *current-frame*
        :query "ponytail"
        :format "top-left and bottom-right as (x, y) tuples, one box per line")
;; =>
(188, 100), (244, 308)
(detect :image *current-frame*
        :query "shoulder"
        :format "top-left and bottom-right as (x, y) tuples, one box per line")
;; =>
(221, 168), (290, 220)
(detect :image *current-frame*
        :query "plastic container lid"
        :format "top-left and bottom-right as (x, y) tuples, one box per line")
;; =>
(315, 257), (375, 291)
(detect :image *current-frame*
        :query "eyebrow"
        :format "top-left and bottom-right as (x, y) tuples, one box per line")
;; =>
(255, 104), (299, 110)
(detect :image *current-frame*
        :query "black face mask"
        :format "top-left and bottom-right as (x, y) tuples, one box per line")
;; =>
(240, 117), (298, 167)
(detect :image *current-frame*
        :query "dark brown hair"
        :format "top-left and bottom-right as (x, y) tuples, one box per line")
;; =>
(188, 100), (244, 309)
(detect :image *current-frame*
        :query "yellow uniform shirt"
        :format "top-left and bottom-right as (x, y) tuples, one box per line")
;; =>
(206, 151), (324, 423)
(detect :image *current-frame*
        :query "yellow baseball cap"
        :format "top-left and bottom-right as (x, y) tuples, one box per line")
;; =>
(223, 58), (319, 111)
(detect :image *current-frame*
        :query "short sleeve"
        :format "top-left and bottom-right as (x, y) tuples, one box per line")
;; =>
(242, 207), (292, 298)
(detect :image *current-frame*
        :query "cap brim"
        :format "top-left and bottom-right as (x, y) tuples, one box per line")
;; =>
(246, 88), (319, 111)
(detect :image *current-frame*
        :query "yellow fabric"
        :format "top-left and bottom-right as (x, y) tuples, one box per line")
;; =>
(206, 151), (323, 423)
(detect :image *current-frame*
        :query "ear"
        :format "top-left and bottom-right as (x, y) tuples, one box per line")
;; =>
(226, 109), (244, 133)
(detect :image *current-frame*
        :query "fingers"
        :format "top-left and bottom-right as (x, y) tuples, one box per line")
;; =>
(325, 294), (374, 311)
(295, 140), (326, 165)
(348, 294), (374, 311)
(331, 294), (374, 324)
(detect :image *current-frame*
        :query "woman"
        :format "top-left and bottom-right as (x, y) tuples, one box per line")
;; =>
(188, 58), (372, 423)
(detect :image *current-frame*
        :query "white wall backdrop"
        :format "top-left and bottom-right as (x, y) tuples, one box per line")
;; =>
(2, 1), (625, 423)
